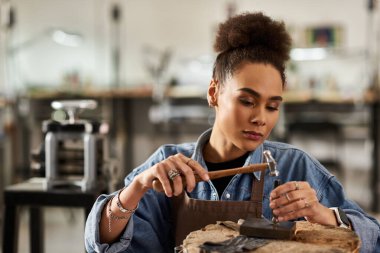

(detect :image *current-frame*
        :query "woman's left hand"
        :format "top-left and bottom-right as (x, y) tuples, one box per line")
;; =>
(269, 181), (337, 226)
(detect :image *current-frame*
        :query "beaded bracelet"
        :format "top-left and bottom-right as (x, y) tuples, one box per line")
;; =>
(116, 186), (139, 213)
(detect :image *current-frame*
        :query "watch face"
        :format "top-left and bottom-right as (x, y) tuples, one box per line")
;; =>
(338, 208), (350, 226)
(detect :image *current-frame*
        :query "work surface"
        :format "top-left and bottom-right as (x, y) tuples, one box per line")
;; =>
(182, 221), (360, 253)
(2, 178), (103, 253)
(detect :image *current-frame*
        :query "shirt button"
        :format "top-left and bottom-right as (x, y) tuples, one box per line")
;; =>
(226, 193), (231, 199)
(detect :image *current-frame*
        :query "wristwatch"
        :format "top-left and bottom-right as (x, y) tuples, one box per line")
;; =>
(330, 207), (350, 229)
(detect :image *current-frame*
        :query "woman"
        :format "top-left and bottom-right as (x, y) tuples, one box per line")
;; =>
(85, 12), (380, 253)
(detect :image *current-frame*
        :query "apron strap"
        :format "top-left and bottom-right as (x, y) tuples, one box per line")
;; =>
(249, 168), (266, 218)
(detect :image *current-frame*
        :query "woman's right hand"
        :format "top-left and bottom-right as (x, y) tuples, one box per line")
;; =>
(134, 153), (210, 197)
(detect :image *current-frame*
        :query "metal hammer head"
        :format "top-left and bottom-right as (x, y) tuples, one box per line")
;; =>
(263, 150), (279, 177)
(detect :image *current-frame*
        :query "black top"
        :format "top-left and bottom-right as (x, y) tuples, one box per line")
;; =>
(205, 152), (249, 197)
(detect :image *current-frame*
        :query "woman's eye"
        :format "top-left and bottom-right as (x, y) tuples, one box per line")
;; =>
(239, 98), (254, 106)
(267, 106), (279, 111)
(266, 104), (280, 111)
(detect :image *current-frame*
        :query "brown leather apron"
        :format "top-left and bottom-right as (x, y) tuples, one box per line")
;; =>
(172, 169), (266, 246)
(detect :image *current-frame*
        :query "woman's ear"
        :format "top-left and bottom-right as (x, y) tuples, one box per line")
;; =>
(207, 79), (218, 107)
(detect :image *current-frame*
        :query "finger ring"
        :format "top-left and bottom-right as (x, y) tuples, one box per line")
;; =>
(168, 169), (181, 181)
(305, 199), (310, 208)
(294, 181), (300, 191)
(285, 193), (291, 202)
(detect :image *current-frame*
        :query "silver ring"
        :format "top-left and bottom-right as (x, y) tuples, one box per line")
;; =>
(168, 169), (180, 181)
(285, 193), (291, 202)
(294, 181), (300, 191)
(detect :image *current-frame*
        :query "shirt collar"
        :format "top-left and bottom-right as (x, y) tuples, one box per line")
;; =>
(193, 128), (265, 181)
(192, 128), (212, 169)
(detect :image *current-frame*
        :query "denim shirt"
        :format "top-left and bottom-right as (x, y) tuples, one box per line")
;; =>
(85, 129), (380, 253)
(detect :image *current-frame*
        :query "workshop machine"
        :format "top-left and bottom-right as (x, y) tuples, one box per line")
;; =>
(32, 99), (109, 191)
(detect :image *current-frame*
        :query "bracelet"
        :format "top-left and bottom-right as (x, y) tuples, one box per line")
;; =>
(107, 195), (133, 233)
(116, 186), (139, 213)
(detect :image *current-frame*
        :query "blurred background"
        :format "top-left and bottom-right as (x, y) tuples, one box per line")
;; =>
(1, 0), (380, 252)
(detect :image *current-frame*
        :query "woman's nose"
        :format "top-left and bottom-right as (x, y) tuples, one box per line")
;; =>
(250, 107), (266, 126)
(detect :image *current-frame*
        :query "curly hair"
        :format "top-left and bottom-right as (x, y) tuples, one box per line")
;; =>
(212, 12), (292, 86)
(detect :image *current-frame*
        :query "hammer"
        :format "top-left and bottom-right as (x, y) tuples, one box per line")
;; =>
(152, 150), (278, 192)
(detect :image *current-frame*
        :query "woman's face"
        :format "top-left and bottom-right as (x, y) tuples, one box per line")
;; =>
(210, 62), (283, 152)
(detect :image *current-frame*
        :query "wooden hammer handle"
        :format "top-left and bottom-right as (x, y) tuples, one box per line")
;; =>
(206, 163), (268, 181)
(152, 162), (268, 192)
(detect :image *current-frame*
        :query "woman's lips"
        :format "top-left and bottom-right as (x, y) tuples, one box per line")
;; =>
(242, 131), (263, 141)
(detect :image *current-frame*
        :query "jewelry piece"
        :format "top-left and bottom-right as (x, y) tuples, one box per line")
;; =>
(304, 199), (310, 208)
(271, 216), (279, 224)
(116, 187), (139, 213)
(285, 193), (291, 202)
(168, 168), (181, 180)
(294, 181), (300, 191)
(108, 196), (131, 233)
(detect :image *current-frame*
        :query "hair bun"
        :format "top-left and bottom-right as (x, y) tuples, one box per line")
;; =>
(214, 12), (291, 61)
